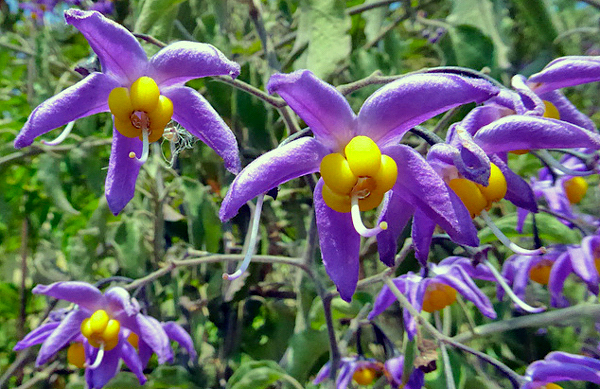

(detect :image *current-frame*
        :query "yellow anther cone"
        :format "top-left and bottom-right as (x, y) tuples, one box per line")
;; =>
(130, 76), (160, 112)
(353, 367), (377, 385)
(422, 283), (457, 313)
(345, 136), (381, 177)
(320, 153), (358, 195)
(542, 100), (560, 120)
(89, 310), (109, 334)
(448, 178), (487, 218)
(147, 95), (174, 142)
(67, 343), (86, 369)
(529, 261), (553, 285)
(476, 163), (507, 206)
(372, 155), (398, 193)
(321, 183), (351, 213)
(108, 87), (133, 122)
(114, 117), (140, 138)
(563, 176), (587, 204)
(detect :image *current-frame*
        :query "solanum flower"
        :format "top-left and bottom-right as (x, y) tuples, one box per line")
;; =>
(521, 351), (600, 389)
(15, 9), (241, 215)
(14, 282), (196, 389)
(368, 256), (496, 339)
(313, 355), (424, 389)
(219, 69), (499, 301)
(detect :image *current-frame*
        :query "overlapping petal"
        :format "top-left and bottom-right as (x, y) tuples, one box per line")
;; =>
(105, 128), (143, 215)
(65, 9), (147, 85)
(528, 56), (600, 95)
(314, 180), (361, 302)
(219, 137), (329, 221)
(474, 116), (600, 153)
(13, 321), (60, 351)
(523, 352), (600, 389)
(267, 70), (357, 151)
(36, 309), (88, 366)
(85, 343), (122, 389)
(358, 73), (499, 147)
(376, 192), (414, 267)
(33, 281), (105, 311)
(162, 322), (198, 358)
(119, 340), (147, 385)
(149, 42), (240, 87)
(14, 73), (117, 148)
(539, 90), (596, 131)
(164, 85), (240, 173)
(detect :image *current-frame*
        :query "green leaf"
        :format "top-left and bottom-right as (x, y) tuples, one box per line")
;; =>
(134, 0), (186, 41)
(282, 329), (329, 382)
(181, 179), (221, 252)
(111, 216), (149, 277)
(293, 0), (351, 79)
(227, 360), (286, 389)
(478, 212), (581, 245)
(37, 154), (79, 215)
(439, 25), (495, 72)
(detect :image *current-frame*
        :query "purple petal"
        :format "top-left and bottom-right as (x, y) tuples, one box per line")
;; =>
(516, 207), (530, 233)
(313, 361), (331, 384)
(163, 85), (240, 173)
(36, 309), (89, 366)
(33, 282), (105, 310)
(14, 73), (116, 148)
(528, 56), (600, 95)
(84, 342), (121, 389)
(162, 322), (197, 359)
(511, 75), (544, 115)
(119, 340), (147, 385)
(459, 104), (509, 136)
(384, 355), (404, 384)
(474, 116), (600, 153)
(525, 358), (600, 387)
(135, 314), (172, 363)
(435, 268), (496, 318)
(149, 42), (240, 88)
(219, 137), (329, 221)
(105, 126), (142, 215)
(539, 90), (596, 131)
(14, 321), (60, 351)
(385, 144), (478, 247)
(441, 127), (491, 185)
(437, 256), (496, 282)
(412, 209), (436, 266)
(368, 277), (409, 320)
(545, 351), (600, 369)
(104, 287), (139, 318)
(376, 191), (414, 267)
(358, 73), (499, 147)
(65, 9), (147, 85)
(489, 155), (537, 212)
(267, 70), (356, 151)
(567, 245), (599, 294)
(314, 179), (360, 302)
(549, 251), (573, 307)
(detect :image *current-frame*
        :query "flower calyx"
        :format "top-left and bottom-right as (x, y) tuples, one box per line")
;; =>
(320, 136), (397, 213)
(421, 283), (457, 313)
(108, 76), (173, 143)
(80, 309), (121, 351)
(448, 163), (507, 218)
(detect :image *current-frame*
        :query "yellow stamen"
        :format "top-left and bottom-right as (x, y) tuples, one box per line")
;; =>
(563, 176), (588, 204)
(67, 343), (86, 369)
(542, 100), (560, 120)
(352, 367), (378, 385)
(529, 259), (554, 285)
(476, 163), (508, 209)
(344, 136), (381, 177)
(80, 310), (121, 351)
(448, 178), (487, 218)
(422, 283), (457, 313)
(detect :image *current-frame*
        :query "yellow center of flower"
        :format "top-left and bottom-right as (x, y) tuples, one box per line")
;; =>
(529, 259), (554, 285)
(108, 76), (174, 143)
(352, 367), (378, 385)
(320, 136), (398, 213)
(127, 332), (139, 349)
(421, 283), (457, 313)
(448, 163), (507, 218)
(563, 176), (588, 205)
(67, 342), (86, 368)
(80, 310), (121, 351)
(542, 384), (563, 389)
(543, 100), (560, 120)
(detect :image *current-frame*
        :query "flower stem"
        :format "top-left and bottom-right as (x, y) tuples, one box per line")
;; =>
(435, 311), (456, 389)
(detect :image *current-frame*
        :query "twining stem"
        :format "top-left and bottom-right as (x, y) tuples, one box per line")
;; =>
(435, 311), (456, 389)
(382, 275), (523, 388)
(452, 303), (600, 343)
(213, 76), (286, 108)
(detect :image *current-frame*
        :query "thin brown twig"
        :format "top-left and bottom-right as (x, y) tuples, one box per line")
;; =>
(212, 76), (287, 108)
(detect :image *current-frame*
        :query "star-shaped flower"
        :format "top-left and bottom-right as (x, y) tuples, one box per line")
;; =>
(219, 69), (499, 301)
(14, 282), (196, 389)
(15, 9), (241, 214)
(521, 351), (600, 389)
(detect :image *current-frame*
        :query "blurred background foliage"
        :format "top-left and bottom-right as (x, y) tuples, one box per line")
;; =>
(1, 0), (600, 388)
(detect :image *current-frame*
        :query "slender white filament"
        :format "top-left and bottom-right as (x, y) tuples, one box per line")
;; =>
(350, 195), (388, 238)
(42, 121), (75, 146)
(483, 259), (546, 313)
(480, 210), (545, 256)
(537, 150), (594, 176)
(223, 194), (265, 281)
(129, 128), (150, 164)
(86, 343), (105, 369)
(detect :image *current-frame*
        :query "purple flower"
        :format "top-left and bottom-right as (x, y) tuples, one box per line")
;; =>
(368, 256), (496, 339)
(219, 69), (499, 301)
(313, 355), (424, 389)
(14, 282), (196, 389)
(522, 351), (600, 388)
(15, 9), (241, 215)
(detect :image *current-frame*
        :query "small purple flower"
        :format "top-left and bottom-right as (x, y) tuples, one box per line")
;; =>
(313, 355), (424, 389)
(15, 9), (241, 215)
(14, 282), (196, 389)
(219, 69), (499, 301)
(369, 256), (496, 339)
(522, 351), (600, 388)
